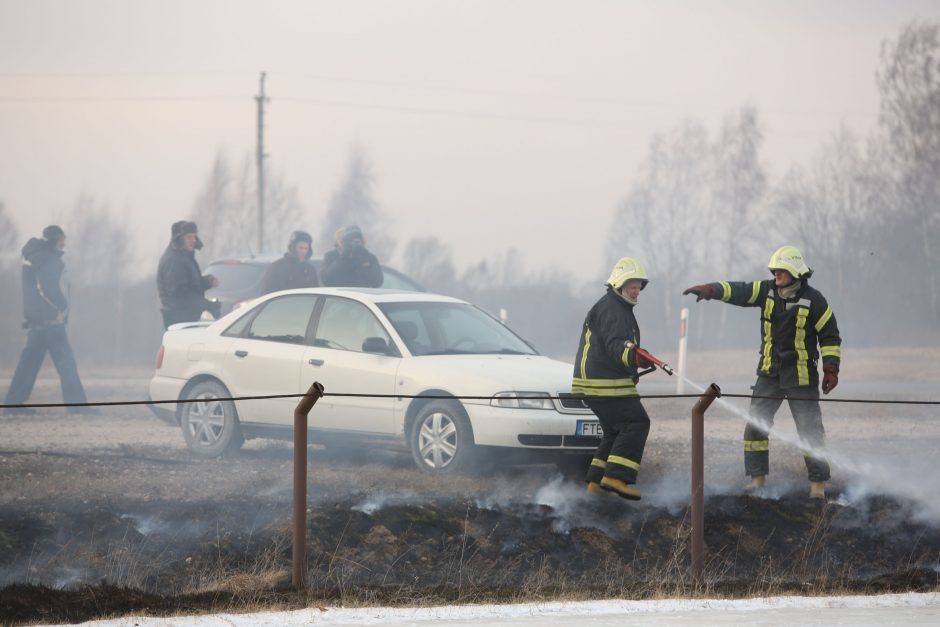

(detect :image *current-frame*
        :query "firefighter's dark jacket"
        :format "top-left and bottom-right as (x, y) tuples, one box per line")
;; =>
(157, 243), (212, 317)
(572, 287), (642, 397)
(709, 279), (841, 388)
(262, 254), (319, 294)
(20, 237), (70, 326)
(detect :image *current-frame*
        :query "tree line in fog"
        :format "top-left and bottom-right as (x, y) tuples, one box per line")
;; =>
(0, 20), (937, 368)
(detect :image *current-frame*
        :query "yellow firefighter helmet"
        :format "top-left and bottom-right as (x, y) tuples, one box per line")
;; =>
(606, 257), (649, 290)
(768, 245), (812, 279)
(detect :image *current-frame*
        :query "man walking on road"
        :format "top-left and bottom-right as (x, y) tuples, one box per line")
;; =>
(3, 225), (91, 414)
(683, 245), (841, 499)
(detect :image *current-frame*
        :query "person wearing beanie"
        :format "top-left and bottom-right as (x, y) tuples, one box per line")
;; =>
(320, 224), (383, 288)
(156, 220), (219, 329)
(3, 225), (92, 415)
(261, 230), (319, 295)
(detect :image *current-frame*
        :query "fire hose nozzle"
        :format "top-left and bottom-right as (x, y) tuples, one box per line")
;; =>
(625, 341), (674, 376)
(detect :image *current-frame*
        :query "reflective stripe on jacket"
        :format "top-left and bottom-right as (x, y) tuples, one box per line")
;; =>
(712, 279), (841, 388)
(572, 287), (641, 397)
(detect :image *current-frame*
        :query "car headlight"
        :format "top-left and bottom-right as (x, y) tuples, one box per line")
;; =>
(490, 392), (554, 410)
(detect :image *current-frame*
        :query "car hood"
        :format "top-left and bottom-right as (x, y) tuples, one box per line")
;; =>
(397, 354), (574, 399)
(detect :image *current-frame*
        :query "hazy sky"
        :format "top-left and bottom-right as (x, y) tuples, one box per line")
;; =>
(1, 0), (937, 282)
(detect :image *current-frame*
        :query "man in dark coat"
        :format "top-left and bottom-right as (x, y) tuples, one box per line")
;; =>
(262, 230), (319, 294)
(320, 224), (383, 288)
(156, 221), (218, 329)
(3, 225), (91, 414)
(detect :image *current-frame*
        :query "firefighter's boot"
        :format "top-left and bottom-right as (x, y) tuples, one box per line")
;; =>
(586, 481), (606, 495)
(599, 477), (641, 501)
(809, 481), (826, 499)
(744, 475), (766, 492)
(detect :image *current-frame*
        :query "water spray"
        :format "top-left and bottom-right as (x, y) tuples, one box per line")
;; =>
(678, 373), (940, 521)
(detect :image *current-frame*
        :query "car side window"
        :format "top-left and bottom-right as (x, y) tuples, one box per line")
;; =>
(314, 297), (393, 353)
(244, 295), (318, 344)
(384, 308), (433, 355)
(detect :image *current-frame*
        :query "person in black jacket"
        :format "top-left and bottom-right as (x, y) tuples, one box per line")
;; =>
(573, 257), (656, 500)
(320, 224), (383, 288)
(262, 230), (319, 294)
(683, 245), (841, 499)
(156, 221), (218, 329)
(3, 225), (91, 414)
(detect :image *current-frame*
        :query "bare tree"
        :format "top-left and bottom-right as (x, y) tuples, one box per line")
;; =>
(401, 236), (457, 294)
(710, 107), (768, 276)
(192, 150), (308, 260)
(876, 20), (940, 318)
(191, 150), (234, 262)
(320, 143), (394, 260)
(771, 127), (876, 305)
(0, 202), (22, 364)
(0, 201), (20, 265)
(607, 120), (711, 335)
(262, 169), (305, 255)
(65, 194), (131, 286)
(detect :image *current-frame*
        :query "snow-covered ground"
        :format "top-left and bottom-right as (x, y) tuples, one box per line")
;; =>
(55, 593), (940, 626)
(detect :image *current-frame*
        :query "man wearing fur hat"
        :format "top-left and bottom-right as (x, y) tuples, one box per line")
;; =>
(320, 224), (383, 288)
(262, 230), (319, 294)
(156, 221), (219, 329)
(3, 225), (91, 414)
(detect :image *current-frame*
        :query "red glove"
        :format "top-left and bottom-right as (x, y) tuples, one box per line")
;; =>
(635, 349), (654, 369)
(822, 364), (839, 394)
(683, 284), (715, 302)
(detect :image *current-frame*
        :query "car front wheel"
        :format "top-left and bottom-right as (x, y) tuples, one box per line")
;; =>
(180, 380), (244, 458)
(408, 400), (475, 474)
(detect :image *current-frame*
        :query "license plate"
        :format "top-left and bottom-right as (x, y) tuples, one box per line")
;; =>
(577, 420), (603, 437)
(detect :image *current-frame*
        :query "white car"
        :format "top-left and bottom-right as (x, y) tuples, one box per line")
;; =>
(149, 288), (599, 474)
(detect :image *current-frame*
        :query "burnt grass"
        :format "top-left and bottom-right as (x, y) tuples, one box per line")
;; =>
(2, 490), (940, 625)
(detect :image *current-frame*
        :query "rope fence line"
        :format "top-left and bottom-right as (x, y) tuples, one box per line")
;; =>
(2, 391), (939, 410)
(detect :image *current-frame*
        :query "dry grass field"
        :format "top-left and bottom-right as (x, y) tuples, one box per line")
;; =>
(1, 346), (938, 624)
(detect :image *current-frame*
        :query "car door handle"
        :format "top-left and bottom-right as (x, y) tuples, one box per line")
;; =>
(235, 350), (248, 358)
(308, 358), (324, 367)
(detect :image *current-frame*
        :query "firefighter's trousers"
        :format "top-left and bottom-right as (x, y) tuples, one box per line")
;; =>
(584, 397), (650, 485)
(744, 375), (830, 482)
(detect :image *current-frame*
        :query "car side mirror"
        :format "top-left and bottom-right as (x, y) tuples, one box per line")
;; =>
(362, 336), (394, 355)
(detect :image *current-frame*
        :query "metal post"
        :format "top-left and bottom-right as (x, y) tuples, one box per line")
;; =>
(293, 381), (325, 589)
(677, 307), (689, 394)
(690, 382), (720, 586)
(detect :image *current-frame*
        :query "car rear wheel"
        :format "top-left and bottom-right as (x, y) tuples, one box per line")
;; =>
(180, 380), (244, 458)
(409, 400), (475, 474)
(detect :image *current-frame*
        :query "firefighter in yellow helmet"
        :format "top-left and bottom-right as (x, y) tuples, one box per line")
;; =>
(572, 257), (657, 500)
(683, 246), (841, 499)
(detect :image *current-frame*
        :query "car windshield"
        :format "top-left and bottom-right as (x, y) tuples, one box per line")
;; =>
(205, 262), (267, 291)
(378, 302), (537, 356)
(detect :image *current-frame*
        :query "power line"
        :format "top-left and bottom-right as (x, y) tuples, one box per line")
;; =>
(0, 95), (248, 103)
(0, 69), (879, 119)
(2, 391), (938, 410)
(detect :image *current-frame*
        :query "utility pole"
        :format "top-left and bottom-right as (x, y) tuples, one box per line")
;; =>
(255, 72), (268, 254)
